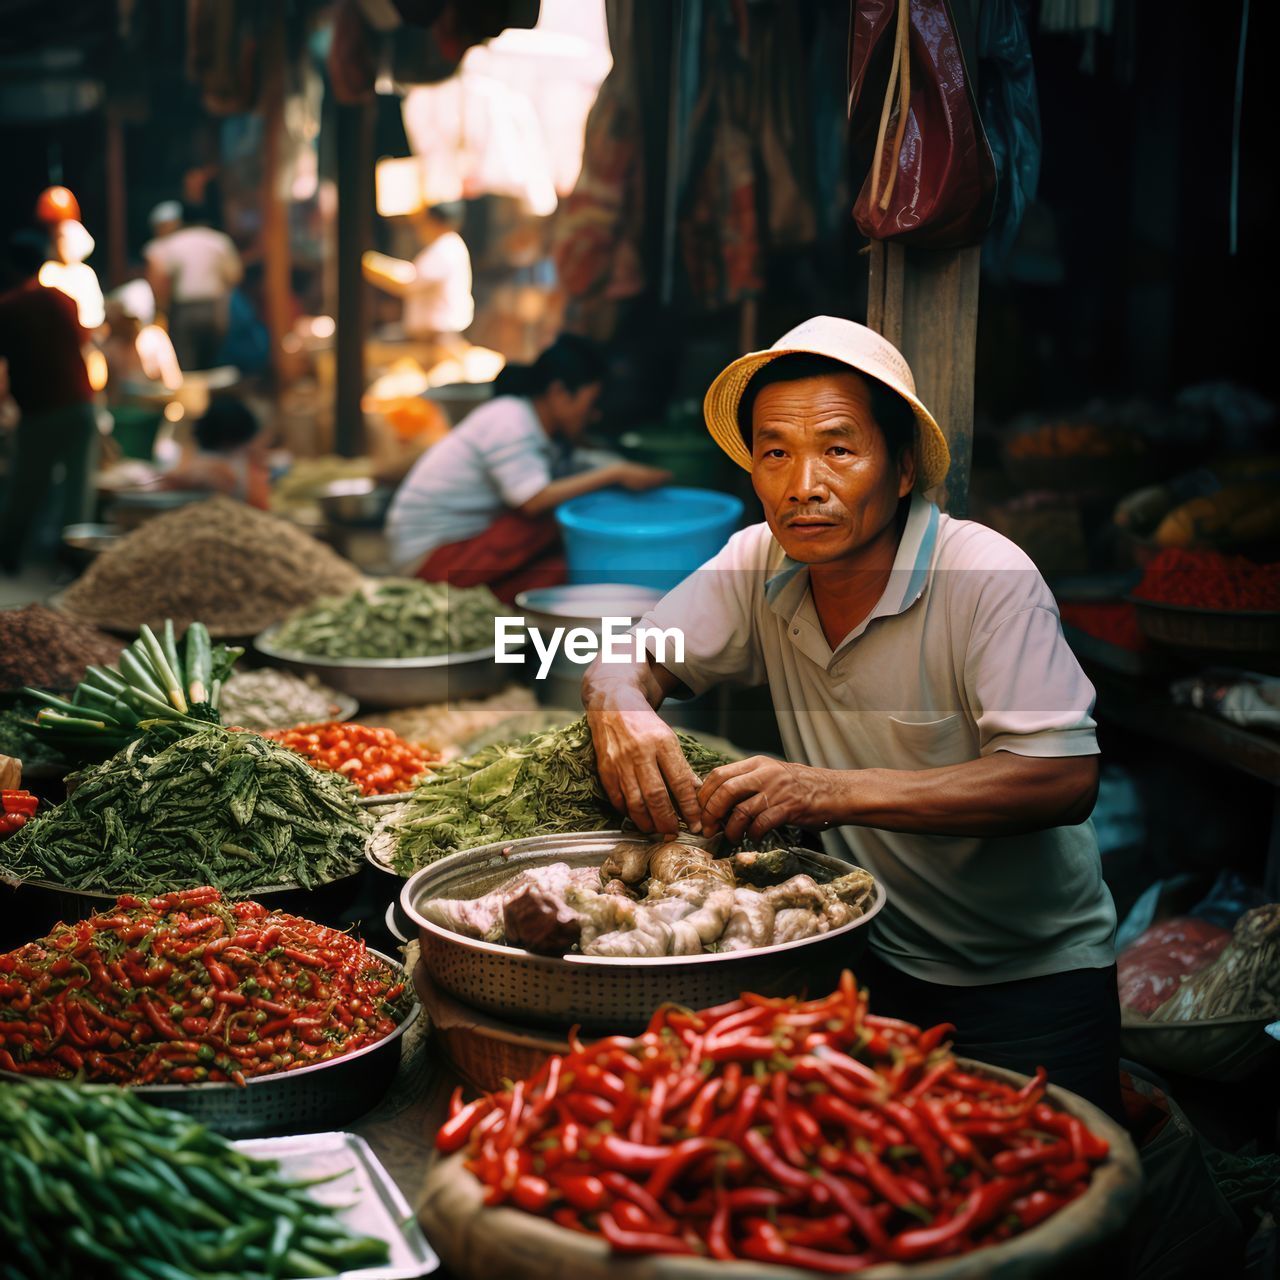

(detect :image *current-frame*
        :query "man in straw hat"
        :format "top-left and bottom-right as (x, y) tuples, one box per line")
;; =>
(583, 317), (1120, 1115)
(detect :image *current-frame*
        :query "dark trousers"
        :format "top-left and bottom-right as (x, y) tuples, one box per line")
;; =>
(169, 299), (227, 371)
(0, 401), (98, 570)
(857, 951), (1125, 1122)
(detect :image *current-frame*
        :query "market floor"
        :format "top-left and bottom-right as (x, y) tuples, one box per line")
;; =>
(0, 557), (69, 609)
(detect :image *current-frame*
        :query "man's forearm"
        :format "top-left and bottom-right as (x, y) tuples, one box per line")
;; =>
(582, 654), (678, 715)
(519, 466), (621, 518)
(822, 753), (1098, 837)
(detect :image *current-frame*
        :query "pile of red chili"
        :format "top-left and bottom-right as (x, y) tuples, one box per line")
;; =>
(0, 790), (38, 838)
(261, 721), (437, 795)
(0, 887), (410, 1086)
(1132, 547), (1280, 611)
(437, 973), (1110, 1272)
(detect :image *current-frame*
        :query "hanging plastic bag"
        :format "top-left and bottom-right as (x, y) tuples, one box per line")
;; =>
(848, 0), (997, 249)
(977, 0), (1042, 266)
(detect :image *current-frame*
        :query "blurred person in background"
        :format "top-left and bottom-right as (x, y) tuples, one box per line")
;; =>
(158, 397), (269, 510)
(363, 203), (475, 359)
(387, 334), (670, 602)
(144, 201), (243, 371)
(0, 231), (99, 574)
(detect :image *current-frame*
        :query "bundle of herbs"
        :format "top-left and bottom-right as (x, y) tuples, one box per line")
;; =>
(391, 717), (739, 874)
(0, 723), (371, 894)
(271, 578), (501, 659)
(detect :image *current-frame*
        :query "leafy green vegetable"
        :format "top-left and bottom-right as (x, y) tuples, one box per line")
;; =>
(271, 578), (501, 659)
(390, 717), (738, 874)
(0, 723), (371, 894)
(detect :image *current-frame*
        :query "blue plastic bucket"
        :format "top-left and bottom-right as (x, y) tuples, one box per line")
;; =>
(556, 487), (745, 591)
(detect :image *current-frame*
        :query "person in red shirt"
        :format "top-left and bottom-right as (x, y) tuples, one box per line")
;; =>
(0, 231), (99, 573)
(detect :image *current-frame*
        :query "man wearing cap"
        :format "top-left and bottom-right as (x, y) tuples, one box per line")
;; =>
(144, 202), (243, 371)
(583, 317), (1120, 1115)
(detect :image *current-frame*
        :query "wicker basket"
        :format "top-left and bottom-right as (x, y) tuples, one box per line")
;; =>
(413, 960), (565, 1093)
(1120, 1010), (1280, 1084)
(1130, 597), (1280, 656)
(420, 1061), (1143, 1280)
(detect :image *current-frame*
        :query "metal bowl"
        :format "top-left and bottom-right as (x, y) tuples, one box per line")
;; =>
(0, 872), (364, 947)
(318, 478), (394, 528)
(401, 831), (886, 1033)
(60, 522), (123, 568)
(0, 950), (418, 1139)
(254, 625), (505, 709)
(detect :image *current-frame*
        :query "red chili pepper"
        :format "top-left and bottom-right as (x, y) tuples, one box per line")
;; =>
(597, 1211), (695, 1256)
(707, 1188), (735, 1261)
(438, 1098), (496, 1154)
(645, 1137), (728, 1201)
(551, 1173), (608, 1212)
(686, 1076), (721, 1132)
(770, 1070), (809, 1167)
(593, 1134), (669, 1175)
(551, 1207), (590, 1234)
(1011, 1188), (1070, 1229)
(740, 1220), (875, 1274)
(993, 1140), (1073, 1174)
(742, 1128), (812, 1192)
(511, 1174), (553, 1214)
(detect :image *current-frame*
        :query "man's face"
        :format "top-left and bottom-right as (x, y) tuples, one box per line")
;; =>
(749, 371), (915, 564)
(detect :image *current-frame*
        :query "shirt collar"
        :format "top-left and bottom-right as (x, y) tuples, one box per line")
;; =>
(765, 491), (941, 641)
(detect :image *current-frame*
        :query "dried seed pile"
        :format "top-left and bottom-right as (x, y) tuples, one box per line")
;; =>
(59, 497), (365, 635)
(0, 605), (124, 692)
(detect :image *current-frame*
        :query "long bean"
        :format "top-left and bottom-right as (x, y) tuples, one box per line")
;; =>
(0, 1081), (391, 1280)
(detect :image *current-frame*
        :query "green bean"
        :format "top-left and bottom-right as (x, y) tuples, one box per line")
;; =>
(2, 1082), (390, 1279)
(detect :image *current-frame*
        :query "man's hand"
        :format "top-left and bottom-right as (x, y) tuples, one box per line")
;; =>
(586, 694), (702, 836)
(611, 462), (672, 492)
(698, 756), (835, 843)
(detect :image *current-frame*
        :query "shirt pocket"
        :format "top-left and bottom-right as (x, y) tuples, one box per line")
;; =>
(885, 713), (970, 768)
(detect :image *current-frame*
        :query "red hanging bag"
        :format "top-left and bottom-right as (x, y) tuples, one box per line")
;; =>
(849, 0), (997, 248)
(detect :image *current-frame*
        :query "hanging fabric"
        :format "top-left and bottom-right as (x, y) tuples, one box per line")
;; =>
(551, 0), (647, 330)
(848, 0), (997, 249)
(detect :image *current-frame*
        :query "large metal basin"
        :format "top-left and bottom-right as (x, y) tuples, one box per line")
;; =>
(254, 625), (504, 708)
(401, 831), (885, 1033)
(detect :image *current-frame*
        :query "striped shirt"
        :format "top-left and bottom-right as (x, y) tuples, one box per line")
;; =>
(641, 492), (1116, 986)
(387, 396), (571, 570)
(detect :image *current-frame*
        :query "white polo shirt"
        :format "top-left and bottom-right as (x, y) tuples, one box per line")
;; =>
(641, 492), (1117, 986)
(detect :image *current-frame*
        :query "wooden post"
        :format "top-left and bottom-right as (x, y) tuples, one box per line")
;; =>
(335, 100), (374, 458)
(260, 0), (292, 392)
(867, 242), (981, 516)
(104, 111), (127, 288)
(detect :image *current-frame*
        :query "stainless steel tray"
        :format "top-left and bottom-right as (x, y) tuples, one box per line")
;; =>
(235, 1131), (438, 1278)
(0, 949), (419, 1138)
(401, 831), (886, 1033)
(255, 625), (505, 708)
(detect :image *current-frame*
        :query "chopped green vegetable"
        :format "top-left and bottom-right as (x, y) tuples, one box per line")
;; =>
(0, 723), (371, 894)
(271, 578), (501, 659)
(390, 717), (738, 874)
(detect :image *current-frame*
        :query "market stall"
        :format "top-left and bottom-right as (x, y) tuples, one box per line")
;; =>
(2, 0), (1279, 1277)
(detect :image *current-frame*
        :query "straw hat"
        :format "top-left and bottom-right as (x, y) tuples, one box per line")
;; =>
(702, 316), (951, 493)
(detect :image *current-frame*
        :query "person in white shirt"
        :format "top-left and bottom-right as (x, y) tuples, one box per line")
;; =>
(387, 334), (669, 602)
(363, 203), (474, 350)
(583, 317), (1122, 1117)
(143, 201), (243, 371)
